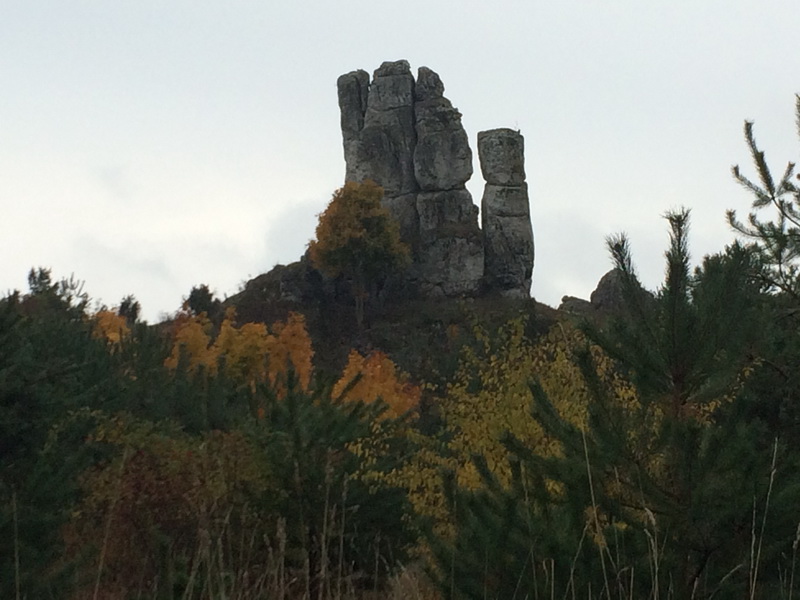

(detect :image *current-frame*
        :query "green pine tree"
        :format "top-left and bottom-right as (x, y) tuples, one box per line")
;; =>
(728, 96), (800, 447)
(250, 370), (416, 596)
(428, 211), (800, 599)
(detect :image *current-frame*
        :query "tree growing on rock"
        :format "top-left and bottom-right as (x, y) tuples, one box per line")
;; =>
(308, 180), (410, 328)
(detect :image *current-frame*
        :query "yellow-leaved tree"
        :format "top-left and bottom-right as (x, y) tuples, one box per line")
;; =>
(164, 311), (216, 372)
(333, 349), (420, 419)
(391, 317), (638, 537)
(165, 309), (314, 398)
(92, 309), (130, 346)
(308, 180), (410, 328)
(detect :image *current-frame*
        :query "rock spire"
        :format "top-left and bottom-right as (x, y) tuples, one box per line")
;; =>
(479, 129), (534, 297)
(336, 60), (534, 298)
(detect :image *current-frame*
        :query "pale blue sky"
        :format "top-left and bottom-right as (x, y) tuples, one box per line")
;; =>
(3, 1), (800, 321)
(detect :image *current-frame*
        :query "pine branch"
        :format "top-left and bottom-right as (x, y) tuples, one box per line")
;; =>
(744, 121), (776, 197)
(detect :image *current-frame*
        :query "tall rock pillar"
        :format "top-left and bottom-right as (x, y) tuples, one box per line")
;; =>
(336, 61), (483, 297)
(337, 61), (419, 243)
(412, 66), (483, 296)
(478, 129), (534, 297)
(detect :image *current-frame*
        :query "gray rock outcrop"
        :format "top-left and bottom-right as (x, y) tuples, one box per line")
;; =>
(556, 268), (648, 316)
(337, 61), (534, 299)
(338, 62), (420, 246)
(559, 295), (593, 315)
(479, 129), (534, 297)
(413, 67), (473, 191)
(416, 189), (483, 296)
(590, 269), (626, 312)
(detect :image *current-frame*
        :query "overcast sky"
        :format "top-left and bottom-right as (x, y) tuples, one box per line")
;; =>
(3, 1), (800, 321)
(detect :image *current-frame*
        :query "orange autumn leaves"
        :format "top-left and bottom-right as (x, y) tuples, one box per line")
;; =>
(164, 310), (313, 394)
(92, 310), (130, 345)
(161, 308), (418, 419)
(334, 350), (420, 420)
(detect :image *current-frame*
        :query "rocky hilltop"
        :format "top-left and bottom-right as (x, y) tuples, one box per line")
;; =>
(337, 60), (534, 298)
(226, 60), (620, 374)
(232, 61), (549, 330)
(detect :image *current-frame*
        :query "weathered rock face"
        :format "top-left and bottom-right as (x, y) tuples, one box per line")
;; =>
(337, 61), (534, 299)
(337, 69), (369, 176)
(338, 61), (421, 256)
(338, 61), (418, 198)
(557, 268), (651, 316)
(478, 128), (526, 185)
(415, 189), (483, 296)
(413, 67), (473, 191)
(479, 129), (534, 297)
(590, 269), (626, 312)
(337, 60), (483, 296)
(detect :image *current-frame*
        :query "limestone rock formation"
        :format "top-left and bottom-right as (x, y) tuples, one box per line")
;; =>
(338, 61), (419, 246)
(413, 67), (473, 191)
(338, 62), (417, 198)
(337, 60), (483, 296)
(337, 61), (534, 299)
(479, 129), (534, 297)
(416, 189), (483, 296)
(590, 269), (626, 312)
(559, 295), (593, 315)
(556, 269), (645, 316)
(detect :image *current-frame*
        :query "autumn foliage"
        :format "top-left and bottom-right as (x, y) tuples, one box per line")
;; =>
(334, 349), (420, 419)
(92, 309), (130, 345)
(308, 180), (409, 280)
(308, 180), (409, 326)
(164, 309), (313, 395)
(12, 101), (800, 598)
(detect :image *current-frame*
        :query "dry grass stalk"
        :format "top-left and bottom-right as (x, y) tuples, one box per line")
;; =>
(13, 488), (20, 600)
(750, 438), (778, 599)
(92, 445), (130, 600)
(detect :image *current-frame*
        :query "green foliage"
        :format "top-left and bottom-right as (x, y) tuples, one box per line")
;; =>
(251, 371), (416, 594)
(728, 96), (800, 298)
(728, 99), (800, 447)
(573, 214), (791, 598)
(118, 293), (141, 325)
(187, 283), (223, 322)
(0, 273), (120, 597)
(601, 210), (761, 422)
(425, 452), (608, 600)
(1, 269), (421, 598)
(427, 212), (800, 600)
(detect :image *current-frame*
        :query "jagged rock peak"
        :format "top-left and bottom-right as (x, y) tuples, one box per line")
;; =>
(590, 269), (626, 311)
(367, 60), (415, 112)
(415, 66), (444, 101)
(337, 61), (472, 197)
(413, 68), (472, 192)
(337, 60), (417, 200)
(374, 59), (412, 77)
(557, 269), (635, 315)
(336, 70), (369, 135)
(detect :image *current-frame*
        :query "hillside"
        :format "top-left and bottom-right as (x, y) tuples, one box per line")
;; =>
(4, 66), (800, 600)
